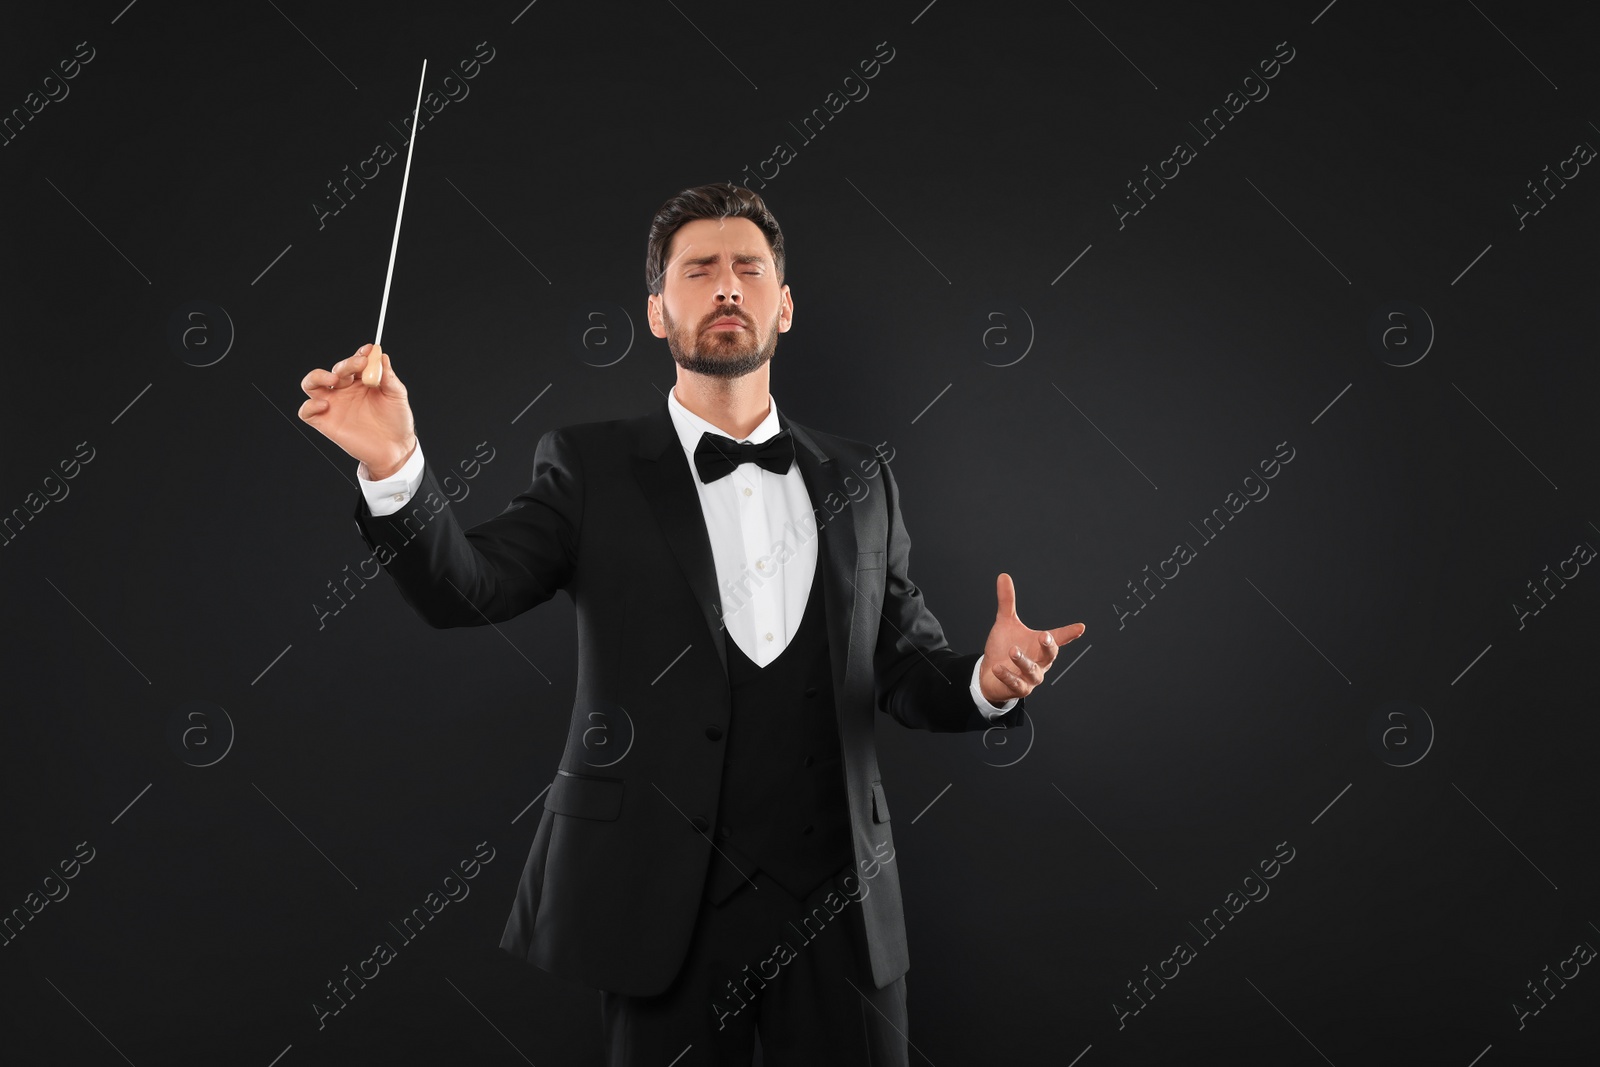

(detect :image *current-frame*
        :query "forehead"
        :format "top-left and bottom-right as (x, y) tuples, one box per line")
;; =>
(665, 216), (772, 261)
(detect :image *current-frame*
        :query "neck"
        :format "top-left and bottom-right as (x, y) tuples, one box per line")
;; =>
(673, 365), (772, 440)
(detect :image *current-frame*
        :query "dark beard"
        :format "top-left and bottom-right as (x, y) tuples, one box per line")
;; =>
(665, 308), (779, 379)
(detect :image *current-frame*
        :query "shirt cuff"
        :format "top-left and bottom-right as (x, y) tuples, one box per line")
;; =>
(358, 440), (425, 517)
(970, 656), (1019, 719)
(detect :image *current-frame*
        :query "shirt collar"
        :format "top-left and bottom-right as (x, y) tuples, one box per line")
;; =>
(666, 385), (783, 466)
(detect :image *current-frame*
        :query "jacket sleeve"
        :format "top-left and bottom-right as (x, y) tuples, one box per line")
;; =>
(870, 457), (1027, 733)
(351, 427), (583, 628)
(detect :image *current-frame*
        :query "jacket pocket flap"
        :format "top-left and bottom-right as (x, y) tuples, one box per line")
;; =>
(547, 771), (625, 821)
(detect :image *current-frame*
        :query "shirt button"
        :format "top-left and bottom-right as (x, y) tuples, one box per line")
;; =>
(691, 816), (709, 834)
(756, 560), (765, 570)
(743, 487), (752, 496)
(765, 632), (774, 641)
(705, 725), (723, 741)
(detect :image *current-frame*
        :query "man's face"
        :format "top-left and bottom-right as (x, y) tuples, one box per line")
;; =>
(648, 216), (793, 379)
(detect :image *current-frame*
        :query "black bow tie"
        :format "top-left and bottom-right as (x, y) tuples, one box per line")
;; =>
(694, 428), (795, 483)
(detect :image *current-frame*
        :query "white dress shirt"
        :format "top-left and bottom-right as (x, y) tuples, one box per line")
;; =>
(356, 391), (1017, 718)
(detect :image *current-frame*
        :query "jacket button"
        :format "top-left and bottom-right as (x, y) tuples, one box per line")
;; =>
(804, 686), (818, 698)
(802, 823), (815, 835)
(705, 725), (723, 741)
(803, 755), (814, 768)
(691, 816), (709, 834)
(717, 826), (731, 840)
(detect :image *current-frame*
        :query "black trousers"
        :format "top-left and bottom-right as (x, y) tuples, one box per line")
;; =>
(600, 864), (910, 1066)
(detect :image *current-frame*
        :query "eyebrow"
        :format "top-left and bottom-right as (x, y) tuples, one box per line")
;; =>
(681, 253), (768, 269)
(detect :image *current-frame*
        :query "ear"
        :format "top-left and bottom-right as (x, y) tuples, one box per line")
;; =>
(777, 284), (794, 334)
(646, 293), (666, 339)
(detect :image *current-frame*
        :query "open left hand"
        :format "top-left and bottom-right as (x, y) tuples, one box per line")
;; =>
(979, 572), (1086, 705)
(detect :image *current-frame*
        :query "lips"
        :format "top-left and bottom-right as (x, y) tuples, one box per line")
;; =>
(709, 318), (746, 329)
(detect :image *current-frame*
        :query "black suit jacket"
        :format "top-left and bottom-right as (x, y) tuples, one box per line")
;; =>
(351, 397), (1027, 996)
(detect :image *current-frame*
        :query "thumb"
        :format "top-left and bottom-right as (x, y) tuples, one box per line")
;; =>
(378, 349), (406, 397)
(995, 572), (1016, 618)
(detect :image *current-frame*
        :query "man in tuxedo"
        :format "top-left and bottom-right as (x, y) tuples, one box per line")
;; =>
(299, 183), (1084, 1065)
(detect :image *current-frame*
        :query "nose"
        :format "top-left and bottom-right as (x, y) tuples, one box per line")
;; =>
(715, 272), (741, 305)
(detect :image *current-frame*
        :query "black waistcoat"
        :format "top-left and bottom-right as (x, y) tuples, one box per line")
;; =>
(702, 557), (854, 905)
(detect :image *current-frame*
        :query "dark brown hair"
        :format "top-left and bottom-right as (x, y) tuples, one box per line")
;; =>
(644, 182), (786, 295)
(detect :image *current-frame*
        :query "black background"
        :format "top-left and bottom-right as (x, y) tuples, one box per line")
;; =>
(2, 1), (1596, 1064)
